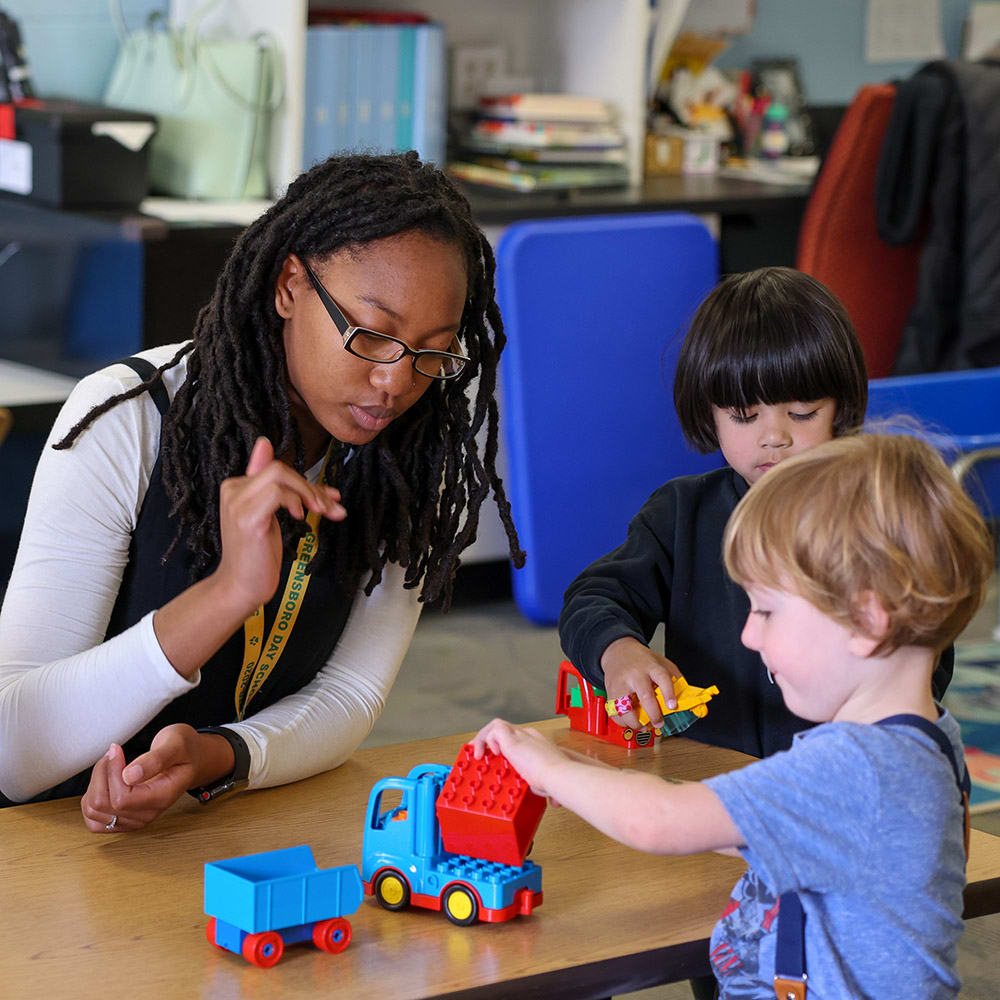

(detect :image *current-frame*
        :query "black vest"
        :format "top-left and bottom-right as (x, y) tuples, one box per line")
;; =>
(15, 360), (353, 803)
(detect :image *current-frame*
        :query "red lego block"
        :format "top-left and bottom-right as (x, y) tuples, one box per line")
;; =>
(435, 743), (546, 867)
(0, 104), (14, 140)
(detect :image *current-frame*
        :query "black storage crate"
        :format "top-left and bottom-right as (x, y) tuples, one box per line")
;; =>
(3, 99), (157, 209)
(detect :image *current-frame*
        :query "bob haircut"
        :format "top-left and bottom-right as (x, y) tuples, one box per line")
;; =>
(674, 267), (868, 453)
(723, 432), (993, 656)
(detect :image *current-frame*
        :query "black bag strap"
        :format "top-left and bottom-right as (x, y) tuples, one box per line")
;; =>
(118, 356), (170, 416)
(773, 713), (970, 1000)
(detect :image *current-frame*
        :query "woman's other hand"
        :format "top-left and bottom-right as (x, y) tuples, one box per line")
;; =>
(80, 725), (235, 833)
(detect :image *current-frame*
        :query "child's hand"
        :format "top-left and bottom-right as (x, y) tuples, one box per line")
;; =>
(473, 719), (570, 804)
(600, 637), (681, 731)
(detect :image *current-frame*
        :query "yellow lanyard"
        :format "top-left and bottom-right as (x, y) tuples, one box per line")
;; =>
(236, 447), (335, 720)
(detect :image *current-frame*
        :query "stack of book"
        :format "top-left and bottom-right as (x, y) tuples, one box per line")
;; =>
(303, 13), (446, 169)
(449, 93), (629, 192)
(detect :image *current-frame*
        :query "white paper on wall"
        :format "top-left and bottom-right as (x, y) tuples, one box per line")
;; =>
(866, 0), (946, 62)
(964, 2), (1000, 60)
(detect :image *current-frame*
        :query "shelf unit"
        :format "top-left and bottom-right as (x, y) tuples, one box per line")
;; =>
(167, 0), (655, 564)
(171, 0), (652, 193)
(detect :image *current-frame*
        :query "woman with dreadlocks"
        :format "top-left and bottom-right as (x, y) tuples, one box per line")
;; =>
(0, 152), (523, 830)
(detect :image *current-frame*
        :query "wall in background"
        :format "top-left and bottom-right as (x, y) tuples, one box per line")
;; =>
(714, 0), (973, 105)
(5, 0), (163, 101)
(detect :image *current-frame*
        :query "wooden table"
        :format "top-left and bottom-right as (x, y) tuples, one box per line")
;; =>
(4, 719), (1000, 999)
(0, 359), (78, 408)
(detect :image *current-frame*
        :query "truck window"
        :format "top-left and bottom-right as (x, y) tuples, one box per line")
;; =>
(373, 788), (408, 830)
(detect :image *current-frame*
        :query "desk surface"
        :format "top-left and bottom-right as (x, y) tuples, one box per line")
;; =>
(4, 719), (1000, 1000)
(460, 173), (812, 225)
(0, 358), (78, 407)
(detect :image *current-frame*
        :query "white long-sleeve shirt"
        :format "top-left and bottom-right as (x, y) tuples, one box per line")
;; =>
(0, 346), (421, 803)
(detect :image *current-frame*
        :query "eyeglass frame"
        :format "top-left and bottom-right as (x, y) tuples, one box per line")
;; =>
(300, 259), (470, 381)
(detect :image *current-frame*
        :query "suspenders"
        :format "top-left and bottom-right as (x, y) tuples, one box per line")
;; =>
(772, 714), (971, 1000)
(118, 356), (171, 416)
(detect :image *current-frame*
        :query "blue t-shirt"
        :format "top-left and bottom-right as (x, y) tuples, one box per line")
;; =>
(705, 713), (967, 999)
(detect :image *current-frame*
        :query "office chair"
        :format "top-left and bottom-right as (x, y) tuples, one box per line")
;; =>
(495, 213), (719, 624)
(796, 83), (922, 378)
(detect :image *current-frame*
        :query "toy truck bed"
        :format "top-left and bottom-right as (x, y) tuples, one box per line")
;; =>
(205, 845), (363, 967)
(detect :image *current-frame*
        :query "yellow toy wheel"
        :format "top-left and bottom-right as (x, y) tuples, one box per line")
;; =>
(374, 870), (411, 911)
(443, 885), (478, 926)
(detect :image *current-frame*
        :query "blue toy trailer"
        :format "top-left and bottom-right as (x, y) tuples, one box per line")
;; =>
(204, 845), (363, 968)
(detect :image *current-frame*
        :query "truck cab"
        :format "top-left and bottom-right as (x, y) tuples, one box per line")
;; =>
(556, 659), (658, 748)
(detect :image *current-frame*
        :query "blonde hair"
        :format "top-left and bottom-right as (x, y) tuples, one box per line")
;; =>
(723, 432), (994, 655)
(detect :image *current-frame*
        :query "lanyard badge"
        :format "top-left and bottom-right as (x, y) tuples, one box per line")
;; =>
(236, 446), (337, 720)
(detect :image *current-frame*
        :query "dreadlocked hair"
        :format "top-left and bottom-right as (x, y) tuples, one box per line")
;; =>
(53, 151), (524, 608)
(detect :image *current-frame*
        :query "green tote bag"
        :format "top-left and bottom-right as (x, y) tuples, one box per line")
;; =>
(103, 7), (282, 200)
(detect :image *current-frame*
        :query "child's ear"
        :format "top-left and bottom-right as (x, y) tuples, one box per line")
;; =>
(847, 590), (890, 657)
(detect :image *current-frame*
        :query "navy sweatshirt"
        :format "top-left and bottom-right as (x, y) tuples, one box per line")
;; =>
(559, 467), (954, 759)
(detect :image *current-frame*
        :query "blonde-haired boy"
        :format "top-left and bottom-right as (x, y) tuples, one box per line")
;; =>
(475, 433), (993, 999)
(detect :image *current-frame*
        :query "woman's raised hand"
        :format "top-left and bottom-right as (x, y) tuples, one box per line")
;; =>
(214, 437), (345, 614)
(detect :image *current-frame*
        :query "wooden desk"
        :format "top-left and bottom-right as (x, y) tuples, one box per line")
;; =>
(4, 719), (1000, 999)
(0, 358), (78, 408)
(461, 173), (811, 275)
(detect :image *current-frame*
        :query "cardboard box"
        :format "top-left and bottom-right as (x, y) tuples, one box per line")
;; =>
(0, 99), (157, 208)
(645, 128), (720, 177)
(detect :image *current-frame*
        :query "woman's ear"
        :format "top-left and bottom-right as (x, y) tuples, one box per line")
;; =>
(275, 253), (303, 319)
(847, 590), (890, 657)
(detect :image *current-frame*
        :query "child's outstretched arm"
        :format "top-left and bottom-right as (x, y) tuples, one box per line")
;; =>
(473, 719), (743, 856)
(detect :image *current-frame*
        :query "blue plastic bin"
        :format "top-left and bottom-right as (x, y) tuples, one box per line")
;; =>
(496, 213), (720, 625)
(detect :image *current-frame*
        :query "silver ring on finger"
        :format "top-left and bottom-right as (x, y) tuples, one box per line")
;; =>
(105, 814), (118, 832)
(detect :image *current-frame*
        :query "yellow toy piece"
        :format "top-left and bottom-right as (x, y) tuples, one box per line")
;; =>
(604, 673), (719, 723)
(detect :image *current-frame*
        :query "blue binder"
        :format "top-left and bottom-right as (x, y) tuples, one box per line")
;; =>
(412, 23), (446, 165)
(303, 26), (352, 166)
(496, 213), (720, 624)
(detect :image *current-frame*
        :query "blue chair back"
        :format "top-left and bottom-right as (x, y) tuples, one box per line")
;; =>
(867, 367), (1000, 519)
(496, 213), (720, 624)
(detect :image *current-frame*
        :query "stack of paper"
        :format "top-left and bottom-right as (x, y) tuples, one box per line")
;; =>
(449, 93), (629, 193)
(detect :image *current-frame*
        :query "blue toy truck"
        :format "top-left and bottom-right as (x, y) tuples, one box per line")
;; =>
(204, 845), (363, 967)
(361, 763), (543, 925)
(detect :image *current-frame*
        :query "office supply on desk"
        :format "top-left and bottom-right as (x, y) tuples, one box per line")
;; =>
(448, 159), (628, 192)
(496, 212), (719, 624)
(718, 155), (818, 185)
(453, 93), (628, 192)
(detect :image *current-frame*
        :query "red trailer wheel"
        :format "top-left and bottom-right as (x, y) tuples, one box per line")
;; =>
(241, 930), (284, 968)
(205, 917), (224, 950)
(312, 916), (352, 954)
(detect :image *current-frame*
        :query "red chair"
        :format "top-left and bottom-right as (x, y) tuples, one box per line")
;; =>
(796, 84), (922, 378)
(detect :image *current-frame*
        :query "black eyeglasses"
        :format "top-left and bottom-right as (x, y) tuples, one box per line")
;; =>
(301, 260), (470, 381)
